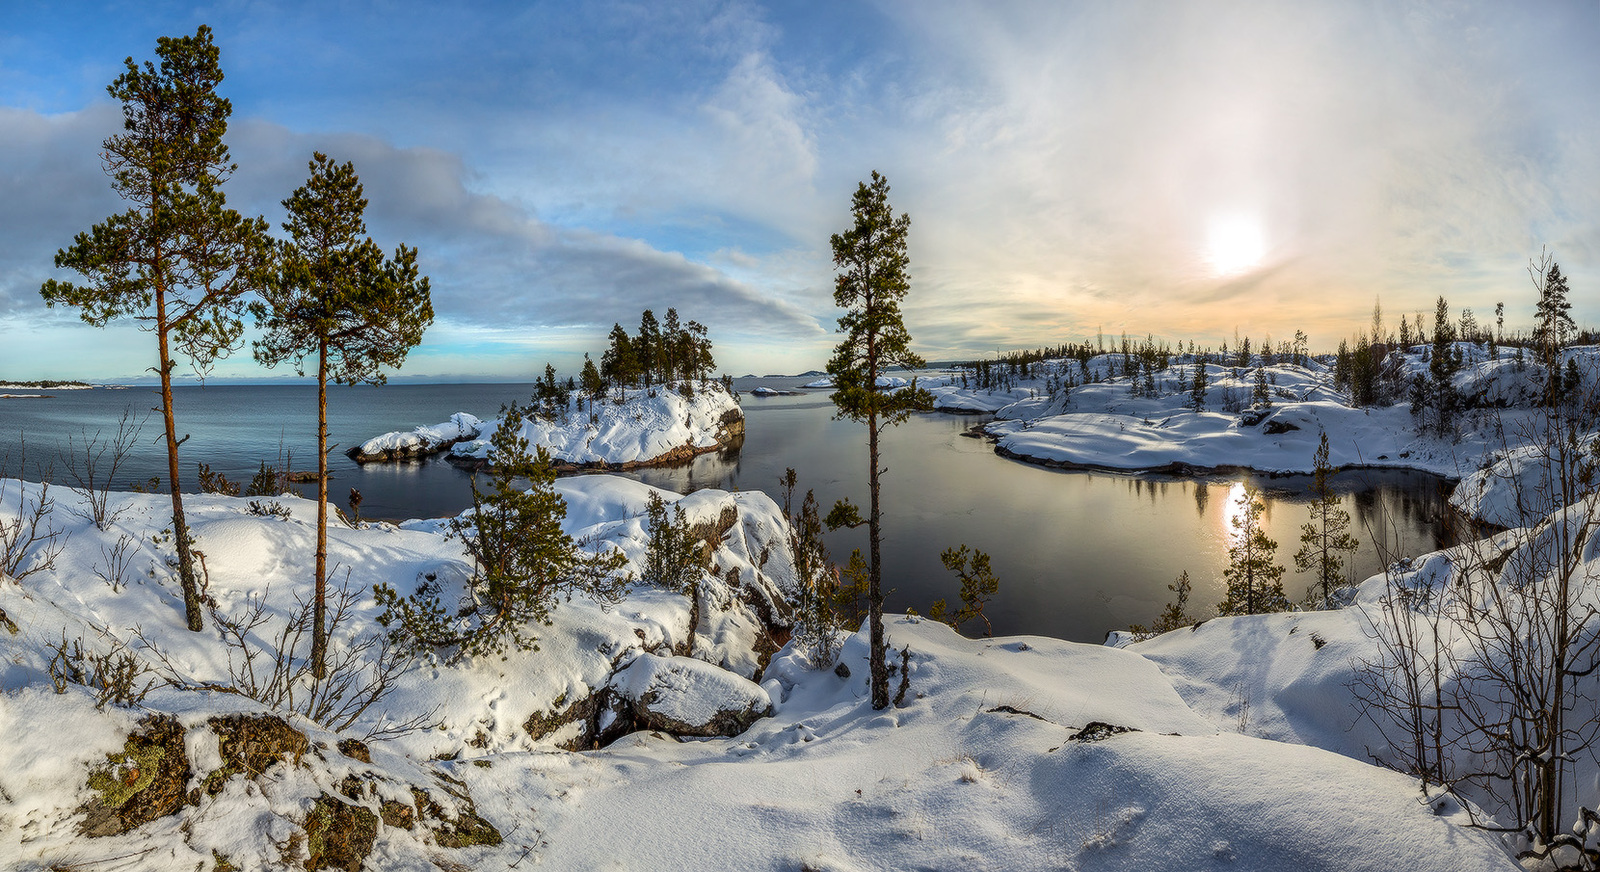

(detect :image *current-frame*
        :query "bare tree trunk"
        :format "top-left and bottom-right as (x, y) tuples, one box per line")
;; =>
(155, 284), (203, 632)
(312, 343), (329, 678)
(868, 406), (887, 710)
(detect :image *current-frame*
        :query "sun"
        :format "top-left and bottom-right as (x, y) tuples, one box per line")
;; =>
(1206, 214), (1265, 276)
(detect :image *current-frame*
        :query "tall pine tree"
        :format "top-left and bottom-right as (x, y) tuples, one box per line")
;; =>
(41, 26), (271, 631)
(823, 171), (931, 710)
(253, 152), (432, 676)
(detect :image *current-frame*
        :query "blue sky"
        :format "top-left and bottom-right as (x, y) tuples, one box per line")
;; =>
(3, 1), (1599, 381)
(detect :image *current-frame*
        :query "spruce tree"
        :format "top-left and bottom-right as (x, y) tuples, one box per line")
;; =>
(252, 152), (432, 676)
(41, 26), (272, 631)
(823, 171), (931, 710)
(580, 354), (604, 402)
(1293, 432), (1359, 606)
(1217, 488), (1289, 616)
(1189, 361), (1208, 411)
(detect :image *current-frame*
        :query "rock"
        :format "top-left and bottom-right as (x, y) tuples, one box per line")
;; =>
(204, 713), (310, 794)
(603, 653), (773, 743)
(336, 737), (372, 764)
(304, 793), (379, 872)
(80, 715), (192, 837)
(523, 689), (605, 751)
(412, 778), (503, 848)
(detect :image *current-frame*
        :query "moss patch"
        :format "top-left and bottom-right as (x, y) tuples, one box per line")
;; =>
(412, 784), (502, 848)
(304, 793), (379, 872)
(336, 738), (371, 764)
(203, 713), (309, 796)
(79, 715), (192, 837)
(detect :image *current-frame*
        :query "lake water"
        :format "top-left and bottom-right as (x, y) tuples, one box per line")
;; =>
(0, 377), (1454, 642)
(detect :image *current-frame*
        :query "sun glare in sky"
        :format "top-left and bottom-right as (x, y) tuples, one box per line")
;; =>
(1206, 213), (1266, 277)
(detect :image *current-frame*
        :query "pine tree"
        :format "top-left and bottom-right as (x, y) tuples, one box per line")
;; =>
(1252, 366), (1271, 407)
(1189, 361), (1208, 410)
(252, 152), (432, 676)
(375, 403), (628, 660)
(1531, 252), (1575, 408)
(1294, 432), (1359, 606)
(642, 491), (707, 657)
(927, 544), (999, 636)
(601, 323), (635, 399)
(41, 26), (272, 631)
(1130, 570), (1195, 636)
(823, 171), (931, 710)
(580, 354), (604, 402)
(1425, 295), (1460, 435)
(637, 309), (661, 387)
(661, 307), (684, 382)
(1217, 488), (1289, 616)
(781, 468), (842, 667)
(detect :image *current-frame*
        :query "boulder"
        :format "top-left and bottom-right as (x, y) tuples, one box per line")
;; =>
(602, 653), (772, 743)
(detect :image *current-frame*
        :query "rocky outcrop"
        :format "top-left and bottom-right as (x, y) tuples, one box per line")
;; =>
(600, 653), (772, 743)
(80, 715), (191, 837)
(77, 711), (501, 868)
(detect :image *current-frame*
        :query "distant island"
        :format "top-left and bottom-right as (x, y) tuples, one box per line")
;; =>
(0, 380), (94, 390)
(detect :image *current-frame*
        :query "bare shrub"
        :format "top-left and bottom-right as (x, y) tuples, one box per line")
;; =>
(48, 631), (161, 709)
(143, 569), (436, 740)
(93, 533), (139, 592)
(0, 477), (67, 584)
(247, 500), (292, 520)
(59, 406), (144, 530)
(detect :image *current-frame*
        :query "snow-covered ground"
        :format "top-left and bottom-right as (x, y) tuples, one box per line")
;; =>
(6, 344), (1597, 870)
(353, 380), (744, 469)
(925, 347), (1596, 487)
(0, 465), (1555, 869)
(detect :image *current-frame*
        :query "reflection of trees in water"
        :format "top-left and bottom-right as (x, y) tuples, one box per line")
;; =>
(1194, 481), (1210, 516)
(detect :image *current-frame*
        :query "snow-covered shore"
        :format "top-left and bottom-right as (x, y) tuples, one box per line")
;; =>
(350, 380), (744, 471)
(925, 347), (1596, 491)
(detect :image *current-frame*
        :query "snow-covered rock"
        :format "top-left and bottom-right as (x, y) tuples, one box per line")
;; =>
(602, 653), (772, 740)
(1450, 435), (1600, 527)
(348, 411), (483, 462)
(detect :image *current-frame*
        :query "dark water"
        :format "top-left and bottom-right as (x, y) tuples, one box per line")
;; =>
(0, 378), (1453, 642)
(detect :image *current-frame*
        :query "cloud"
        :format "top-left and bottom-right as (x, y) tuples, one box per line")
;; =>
(0, 108), (822, 380)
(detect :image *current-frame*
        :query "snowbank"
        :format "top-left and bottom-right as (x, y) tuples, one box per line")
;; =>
(0, 469), (1541, 869)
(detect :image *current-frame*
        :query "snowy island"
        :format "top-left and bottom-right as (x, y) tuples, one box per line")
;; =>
(348, 379), (745, 472)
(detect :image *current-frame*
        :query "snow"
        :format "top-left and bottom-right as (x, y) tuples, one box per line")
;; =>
(353, 411), (483, 459)
(444, 380), (742, 468)
(11, 342), (1598, 868)
(0, 466), (1530, 869)
(926, 349), (1597, 485)
(607, 652), (771, 729)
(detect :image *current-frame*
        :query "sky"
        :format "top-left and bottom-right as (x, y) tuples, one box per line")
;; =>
(2, 0), (1599, 382)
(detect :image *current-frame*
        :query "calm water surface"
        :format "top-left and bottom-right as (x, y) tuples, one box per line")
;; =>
(0, 378), (1453, 642)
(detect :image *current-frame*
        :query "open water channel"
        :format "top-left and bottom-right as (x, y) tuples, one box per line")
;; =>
(0, 376), (1455, 642)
